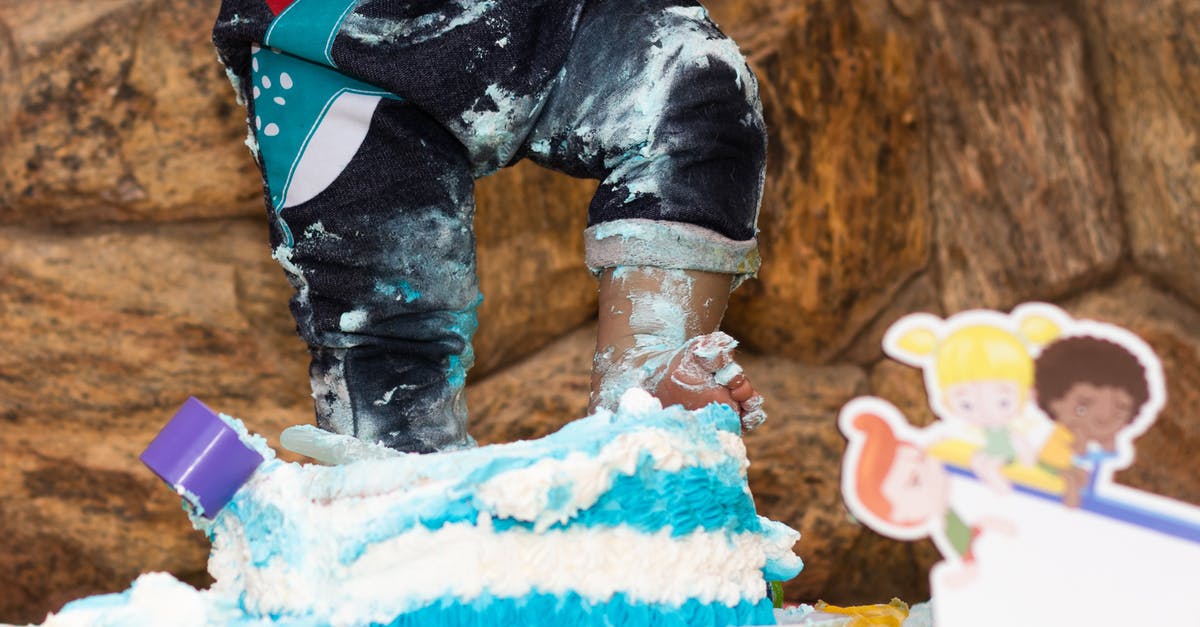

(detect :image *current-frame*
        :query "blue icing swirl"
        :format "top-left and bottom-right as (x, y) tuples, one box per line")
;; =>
(337, 457), (760, 564)
(223, 492), (304, 568)
(203, 402), (797, 616)
(55, 403), (798, 626)
(215, 403), (786, 571)
(546, 481), (574, 510)
(281, 592), (776, 627)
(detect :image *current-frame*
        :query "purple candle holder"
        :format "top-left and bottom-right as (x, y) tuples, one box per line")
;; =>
(140, 397), (265, 518)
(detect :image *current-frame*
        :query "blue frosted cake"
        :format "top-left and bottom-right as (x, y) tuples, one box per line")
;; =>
(42, 390), (801, 626)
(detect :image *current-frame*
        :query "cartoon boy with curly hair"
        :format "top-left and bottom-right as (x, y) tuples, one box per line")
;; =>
(1034, 336), (1153, 507)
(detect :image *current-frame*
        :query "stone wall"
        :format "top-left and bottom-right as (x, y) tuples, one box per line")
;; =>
(2, 0), (1197, 622)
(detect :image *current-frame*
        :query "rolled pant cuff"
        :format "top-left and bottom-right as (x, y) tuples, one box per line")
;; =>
(584, 219), (760, 288)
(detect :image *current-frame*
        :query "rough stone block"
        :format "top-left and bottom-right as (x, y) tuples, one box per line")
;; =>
(925, 1), (1123, 312)
(720, 0), (930, 363)
(1079, 0), (1200, 308)
(0, 220), (311, 623)
(0, 1), (262, 223)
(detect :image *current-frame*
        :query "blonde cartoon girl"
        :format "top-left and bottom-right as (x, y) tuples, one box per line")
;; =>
(884, 306), (1064, 492)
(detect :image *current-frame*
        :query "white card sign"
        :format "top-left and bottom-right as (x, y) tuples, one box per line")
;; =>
(838, 303), (1200, 625)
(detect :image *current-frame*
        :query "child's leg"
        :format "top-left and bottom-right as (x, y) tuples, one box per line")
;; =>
(593, 267), (763, 425)
(521, 0), (768, 425)
(222, 42), (480, 453)
(282, 96), (481, 453)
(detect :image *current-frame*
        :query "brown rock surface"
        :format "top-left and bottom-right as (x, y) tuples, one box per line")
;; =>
(472, 162), (600, 378)
(1079, 0), (1200, 308)
(739, 359), (876, 603)
(0, 219), (313, 623)
(0, 221), (311, 427)
(467, 324), (596, 444)
(738, 348), (940, 605)
(868, 359), (938, 428)
(1064, 275), (1200, 506)
(720, 0), (930, 363)
(818, 531), (940, 606)
(0, 1), (263, 223)
(925, 1), (1123, 313)
(838, 272), (941, 366)
(0, 17), (16, 131)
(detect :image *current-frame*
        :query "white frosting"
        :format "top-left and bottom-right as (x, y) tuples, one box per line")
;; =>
(195, 402), (786, 625)
(223, 520), (794, 626)
(39, 401), (800, 627)
(476, 426), (745, 530)
(41, 573), (249, 627)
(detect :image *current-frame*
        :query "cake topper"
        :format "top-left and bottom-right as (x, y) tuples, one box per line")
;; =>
(141, 397), (265, 519)
(839, 303), (1200, 626)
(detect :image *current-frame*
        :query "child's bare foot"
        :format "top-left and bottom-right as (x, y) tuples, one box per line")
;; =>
(591, 330), (766, 431)
(591, 266), (766, 431)
(652, 332), (766, 430)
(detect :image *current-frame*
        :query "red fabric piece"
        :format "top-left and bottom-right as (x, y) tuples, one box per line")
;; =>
(265, 0), (296, 15)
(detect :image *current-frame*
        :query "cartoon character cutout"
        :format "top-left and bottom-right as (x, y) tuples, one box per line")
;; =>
(840, 398), (1013, 588)
(839, 303), (1199, 626)
(1032, 330), (1163, 507)
(883, 305), (1066, 493)
(879, 303), (1166, 505)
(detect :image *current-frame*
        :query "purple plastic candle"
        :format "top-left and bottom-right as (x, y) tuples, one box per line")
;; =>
(140, 397), (265, 518)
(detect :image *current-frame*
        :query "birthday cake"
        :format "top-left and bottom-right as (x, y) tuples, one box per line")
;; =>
(42, 390), (802, 626)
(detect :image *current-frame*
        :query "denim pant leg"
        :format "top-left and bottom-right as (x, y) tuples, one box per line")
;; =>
(521, 0), (767, 284)
(260, 85), (480, 453)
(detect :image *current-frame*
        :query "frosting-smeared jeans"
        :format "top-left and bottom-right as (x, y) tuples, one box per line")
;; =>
(214, 0), (767, 452)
